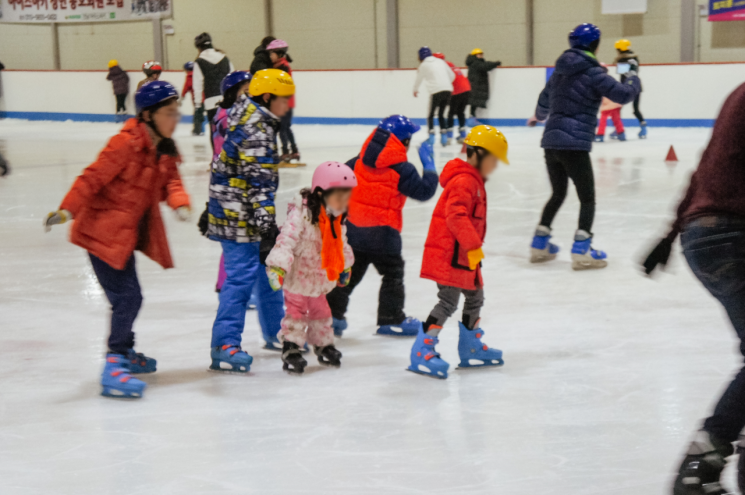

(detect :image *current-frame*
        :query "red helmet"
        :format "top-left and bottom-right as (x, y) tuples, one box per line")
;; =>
(432, 52), (445, 60)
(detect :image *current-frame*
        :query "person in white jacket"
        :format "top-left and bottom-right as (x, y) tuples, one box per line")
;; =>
(192, 32), (234, 149)
(413, 46), (455, 147)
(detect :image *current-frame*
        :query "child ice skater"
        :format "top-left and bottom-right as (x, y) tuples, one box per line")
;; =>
(182, 61), (205, 136)
(266, 39), (300, 164)
(594, 97), (624, 142)
(137, 60), (161, 90)
(199, 70), (285, 350)
(527, 23), (640, 270)
(43, 81), (191, 398)
(410, 126), (508, 379)
(265, 162), (357, 374)
(614, 39), (646, 138)
(433, 52), (471, 145)
(326, 115), (438, 338)
(106, 59), (129, 122)
(206, 69), (295, 373)
(413, 46), (454, 147)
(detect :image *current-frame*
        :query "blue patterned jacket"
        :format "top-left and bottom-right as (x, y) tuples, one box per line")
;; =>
(207, 94), (280, 243)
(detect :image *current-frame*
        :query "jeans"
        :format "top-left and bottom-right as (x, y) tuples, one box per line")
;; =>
(89, 253), (142, 355)
(326, 249), (406, 325)
(539, 149), (596, 233)
(682, 216), (745, 443)
(211, 241), (261, 348)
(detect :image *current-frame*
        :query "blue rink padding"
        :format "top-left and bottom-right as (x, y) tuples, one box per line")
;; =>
(0, 110), (716, 128)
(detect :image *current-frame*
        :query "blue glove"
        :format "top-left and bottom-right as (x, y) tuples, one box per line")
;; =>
(418, 142), (436, 173)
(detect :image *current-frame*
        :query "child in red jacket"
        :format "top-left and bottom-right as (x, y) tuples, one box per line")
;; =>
(409, 125), (509, 379)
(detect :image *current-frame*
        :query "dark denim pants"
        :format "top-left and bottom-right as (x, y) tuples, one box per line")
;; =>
(682, 216), (745, 443)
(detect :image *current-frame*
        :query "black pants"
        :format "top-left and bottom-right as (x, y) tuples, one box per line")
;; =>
(193, 104), (205, 136)
(682, 217), (745, 443)
(326, 249), (406, 326)
(633, 94), (645, 124)
(207, 108), (218, 152)
(279, 109), (297, 155)
(428, 91), (451, 133)
(447, 91), (470, 130)
(539, 149), (596, 233)
(115, 94), (127, 113)
(89, 253), (143, 355)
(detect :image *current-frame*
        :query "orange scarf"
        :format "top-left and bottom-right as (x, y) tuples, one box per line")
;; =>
(318, 207), (345, 282)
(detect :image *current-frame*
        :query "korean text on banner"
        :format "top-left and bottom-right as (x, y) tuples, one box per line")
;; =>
(0, 0), (171, 23)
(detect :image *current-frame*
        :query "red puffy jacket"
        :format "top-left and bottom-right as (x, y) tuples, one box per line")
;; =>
(446, 60), (471, 96)
(274, 58), (295, 109)
(420, 158), (486, 290)
(347, 128), (410, 232)
(60, 119), (190, 270)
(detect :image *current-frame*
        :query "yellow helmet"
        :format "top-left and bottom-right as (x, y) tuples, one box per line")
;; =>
(463, 125), (509, 164)
(248, 69), (295, 97)
(470, 48), (484, 56)
(108, 59), (118, 68)
(615, 39), (631, 51)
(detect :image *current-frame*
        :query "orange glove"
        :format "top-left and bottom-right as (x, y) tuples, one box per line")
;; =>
(467, 248), (484, 270)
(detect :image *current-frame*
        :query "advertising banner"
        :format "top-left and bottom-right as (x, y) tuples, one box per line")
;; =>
(709, 0), (745, 21)
(0, 0), (171, 23)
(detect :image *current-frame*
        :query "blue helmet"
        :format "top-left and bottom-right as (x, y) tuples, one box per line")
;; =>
(378, 115), (421, 142)
(220, 71), (252, 95)
(418, 46), (432, 60)
(135, 80), (179, 113)
(569, 23), (601, 49)
(183, 61), (194, 71)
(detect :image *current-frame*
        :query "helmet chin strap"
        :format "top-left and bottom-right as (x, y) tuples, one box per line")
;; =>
(142, 116), (178, 158)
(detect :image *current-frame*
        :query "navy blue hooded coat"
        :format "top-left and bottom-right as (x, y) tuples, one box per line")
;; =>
(535, 48), (641, 151)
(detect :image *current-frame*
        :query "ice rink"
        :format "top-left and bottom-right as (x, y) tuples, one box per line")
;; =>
(0, 119), (741, 494)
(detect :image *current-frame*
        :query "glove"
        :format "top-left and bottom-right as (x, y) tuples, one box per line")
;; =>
(527, 115), (539, 127)
(175, 206), (191, 222)
(43, 209), (72, 233)
(467, 247), (484, 270)
(259, 225), (280, 265)
(198, 204), (209, 236)
(267, 266), (285, 292)
(642, 236), (674, 275)
(338, 267), (352, 287)
(495, 61), (502, 67)
(418, 142), (436, 173)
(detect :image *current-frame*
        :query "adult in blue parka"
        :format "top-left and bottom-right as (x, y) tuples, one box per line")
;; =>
(527, 23), (640, 271)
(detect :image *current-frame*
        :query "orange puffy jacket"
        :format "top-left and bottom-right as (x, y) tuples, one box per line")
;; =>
(60, 118), (190, 270)
(420, 158), (486, 290)
(347, 128), (411, 233)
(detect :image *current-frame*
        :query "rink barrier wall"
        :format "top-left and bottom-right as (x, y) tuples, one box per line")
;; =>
(1, 63), (744, 127)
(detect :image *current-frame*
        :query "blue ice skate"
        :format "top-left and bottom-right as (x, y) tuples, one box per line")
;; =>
(571, 230), (608, 270)
(247, 291), (258, 310)
(466, 117), (479, 127)
(457, 321), (504, 369)
(457, 127), (467, 144)
(377, 316), (421, 337)
(426, 131), (435, 147)
(101, 353), (146, 398)
(332, 317), (348, 337)
(594, 135), (604, 142)
(123, 349), (157, 374)
(262, 333), (282, 351)
(530, 226), (559, 263)
(441, 131), (450, 147)
(407, 325), (449, 379)
(638, 123), (648, 139)
(209, 345), (253, 373)
(616, 132), (627, 141)
(609, 130), (618, 139)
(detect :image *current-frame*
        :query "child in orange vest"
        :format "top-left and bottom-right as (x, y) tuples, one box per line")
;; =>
(410, 125), (508, 379)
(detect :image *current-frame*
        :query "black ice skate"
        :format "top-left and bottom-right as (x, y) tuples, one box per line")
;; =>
(738, 442), (744, 494)
(314, 345), (342, 368)
(282, 342), (307, 375)
(673, 430), (734, 495)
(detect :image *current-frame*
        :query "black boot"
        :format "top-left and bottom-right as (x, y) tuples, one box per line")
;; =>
(738, 442), (744, 494)
(282, 342), (307, 375)
(314, 345), (342, 368)
(673, 430), (734, 495)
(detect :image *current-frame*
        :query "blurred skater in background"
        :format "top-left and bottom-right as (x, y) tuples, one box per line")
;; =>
(614, 39), (647, 138)
(413, 46), (454, 147)
(433, 52), (471, 145)
(192, 32), (234, 149)
(594, 97), (624, 142)
(182, 61), (205, 136)
(250, 36), (276, 73)
(106, 60), (130, 123)
(136, 60), (161, 90)
(465, 48), (500, 125)
(267, 39), (301, 165)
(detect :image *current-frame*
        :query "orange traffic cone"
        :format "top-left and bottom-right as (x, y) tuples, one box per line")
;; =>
(665, 145), (678, 162)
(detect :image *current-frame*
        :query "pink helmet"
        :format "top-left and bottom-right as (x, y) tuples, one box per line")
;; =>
(266, 39), (288, 51)
(312, 161), (357, 191)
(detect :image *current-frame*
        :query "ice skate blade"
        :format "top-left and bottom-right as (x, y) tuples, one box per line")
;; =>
(406, 368), (447, 380)
(571, 257), (608, 271)
(457, 359), (505, 369)
(207, 365), (250, 375)
(101, 388), (143, 399)
(530, 249), (557, 263)
(318, 359), (341, 368)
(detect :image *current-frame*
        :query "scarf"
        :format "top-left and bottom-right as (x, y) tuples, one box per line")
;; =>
(318, 207), (345, 282)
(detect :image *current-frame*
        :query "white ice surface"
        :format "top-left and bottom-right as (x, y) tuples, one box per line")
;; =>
(0, 120), (741, 494)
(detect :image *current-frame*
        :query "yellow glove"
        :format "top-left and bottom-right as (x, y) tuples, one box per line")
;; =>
(467, 248), (484, 270)
(43, 209), (72, 233)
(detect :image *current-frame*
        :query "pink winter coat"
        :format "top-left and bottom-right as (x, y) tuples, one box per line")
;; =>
(266, 195), (354, 297)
